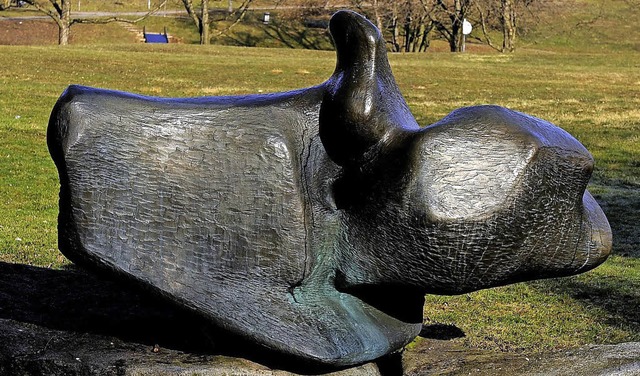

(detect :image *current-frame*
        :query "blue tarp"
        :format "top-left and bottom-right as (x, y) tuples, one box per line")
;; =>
(144, 33), (169, 43)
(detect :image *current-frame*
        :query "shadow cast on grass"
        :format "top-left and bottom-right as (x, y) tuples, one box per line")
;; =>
(0, 262), (220, 353)
(0, 261), (377, 374)
(532, 275), (640, 339)
(592, 183), (640, 258)
(263, 21), (331, 50)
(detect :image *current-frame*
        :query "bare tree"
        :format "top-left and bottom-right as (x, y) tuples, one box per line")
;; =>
(500, 0), (516, 51)
(19, 0), (73, 45)
(9, 0), (166, 45)
(427, 0), (474, 52)
(400, 1), (435, 52)
(475, 0), (546, 52)
(351, 0), (435, 52)
(181, 0), (253, 45)
(182, 0), (210, 44)
(356, 0), (471, 52)
(370, 0), (383, 30)
(476, 0), (497, 51)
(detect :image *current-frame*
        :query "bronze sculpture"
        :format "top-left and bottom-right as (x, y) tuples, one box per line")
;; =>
(48, 10), (611, 367)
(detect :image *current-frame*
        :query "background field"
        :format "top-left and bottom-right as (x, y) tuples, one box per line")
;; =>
(0, 0), (638, 357)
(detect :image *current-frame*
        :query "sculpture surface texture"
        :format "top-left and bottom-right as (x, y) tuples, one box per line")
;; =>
(47, 10), (612, 367)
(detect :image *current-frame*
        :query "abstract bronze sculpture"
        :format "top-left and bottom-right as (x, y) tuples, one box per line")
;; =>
(48, 10), (611, 367)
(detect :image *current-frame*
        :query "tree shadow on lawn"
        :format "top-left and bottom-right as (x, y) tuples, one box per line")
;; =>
(532, 275), (640, 336)
(592, 183), (640, 259)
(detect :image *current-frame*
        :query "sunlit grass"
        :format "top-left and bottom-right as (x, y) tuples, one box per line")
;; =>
(0, 26), (638, 355)
(423, 256), (640, 352)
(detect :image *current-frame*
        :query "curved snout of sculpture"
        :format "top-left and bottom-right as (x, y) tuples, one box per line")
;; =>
(398, 106), (613, 294)
(334, 107), (612, 297)
(578, 190), (613, 271)
(336, 114), (612, 297)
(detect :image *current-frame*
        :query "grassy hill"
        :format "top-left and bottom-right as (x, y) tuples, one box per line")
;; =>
(2, 0), (639, 52)
(517, 0), (640, 53)
(0, 0), (638, 357)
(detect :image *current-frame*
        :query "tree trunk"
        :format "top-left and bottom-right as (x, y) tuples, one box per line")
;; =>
(417, 21), (432, 52)
(449, 0), (463, 52)
(501, 0), (516, 52)
(449, 21), (461, 51)
(371, 0), (383, 31)
(404, 15), (412, 52)
(201, 0), (209, 45)
(58, 0), (71, 45)
(418, 27), (430, 52)
(21, 0), (71, 45)
(182, 0), (206, 45)
(390, 15), (400, 52)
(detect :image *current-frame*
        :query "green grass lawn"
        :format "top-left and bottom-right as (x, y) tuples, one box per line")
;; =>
(1, 0), (639, 356)
(1, 43), (638, 355)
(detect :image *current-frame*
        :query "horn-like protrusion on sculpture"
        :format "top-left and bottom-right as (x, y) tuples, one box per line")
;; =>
(319, 10), (419, 167)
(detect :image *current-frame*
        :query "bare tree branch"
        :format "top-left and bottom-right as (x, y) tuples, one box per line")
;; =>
(71, 0), (168, 25)
(48, 0), (62, 15)
(181, 0), (201, 30)
(475, 1), (501, 51)
(20, 0), (57, 20)
(212, 0), (254, 38)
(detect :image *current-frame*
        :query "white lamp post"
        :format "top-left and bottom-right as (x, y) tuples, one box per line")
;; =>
(462, 19), (473, 52)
